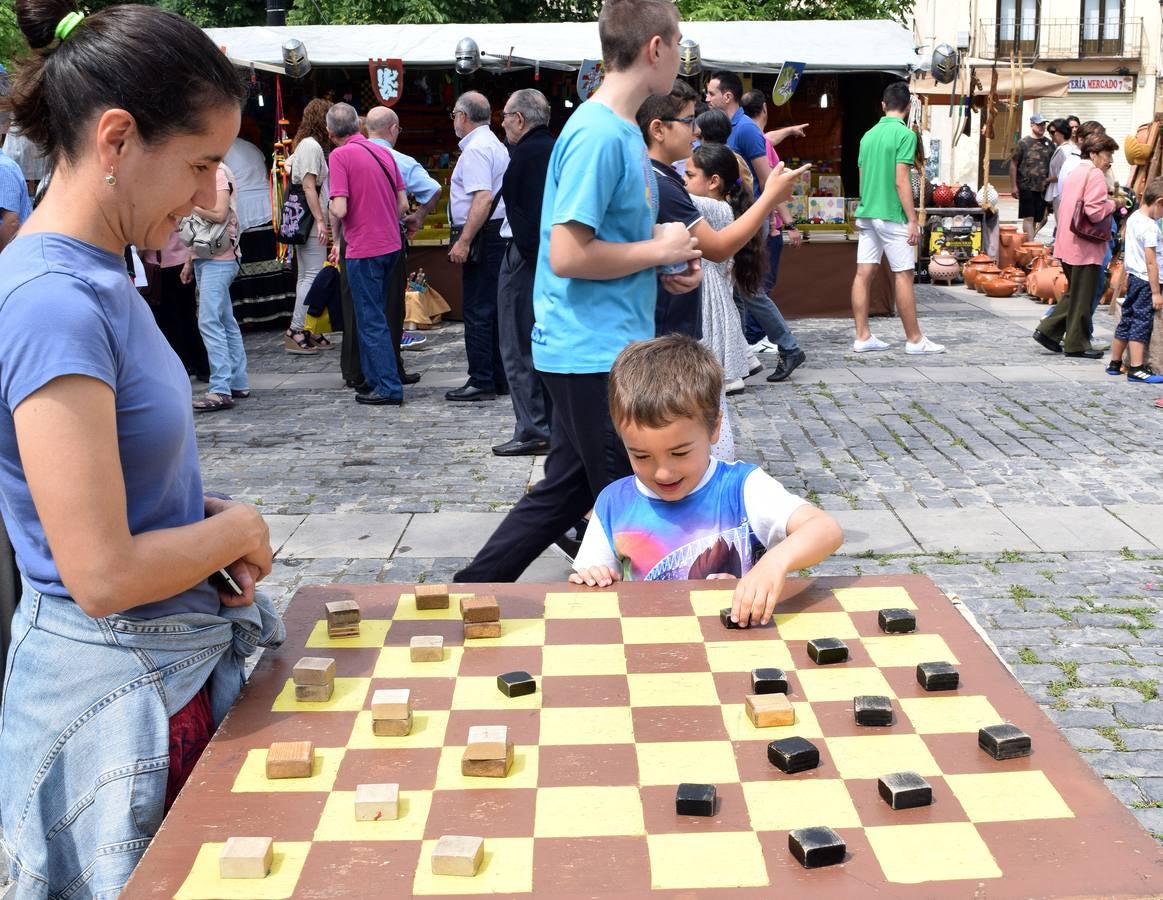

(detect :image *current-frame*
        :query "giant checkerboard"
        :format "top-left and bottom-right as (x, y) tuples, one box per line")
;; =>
(122, 576), (1162, 898)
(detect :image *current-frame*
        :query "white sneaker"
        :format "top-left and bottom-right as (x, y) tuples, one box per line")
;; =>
(747, 356), (763, 376)
(853, 335), (890, 352)
(905, 336), (946, 354)
(748, 338), (779, 353)
(725, 378), (746, 395)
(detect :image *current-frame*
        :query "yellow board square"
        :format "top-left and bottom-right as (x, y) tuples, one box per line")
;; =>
(832, 586), (917, 612)
(865, 822), (1002, 884)
(796, 667), (895, 702)
(742, 779), (862, 831)
(543, 591), (621, 619)
(374, 645), (465, 679)
(620, 616), (704, 645)
(898, 696), (1001, 735)
(861, 634), (960, 669)
(313, 790), (433, 841)
(538, 706), (635, 746)
(231, 747), (344, 793)
(489, 618), (546, 647)
(412, 837), (534, 895)
(721, 701), (822, 742)
(433, 745), (540, 790)
(391, 593), (474, 620)
(647, 832), (768, 890)
(451, 676), (542, 710)
(945, 771), (1074, 823)
(541, 644), (627, 677)
(773, 611), (859, 641)
(704, 639), (795, 673)
(627, 672), (721, 708)
(534, 785), (646, 837)
(271, 677), (371, 713)
(174, 841), (311, 900)
(825, 735), (941, 780)
(305, 619), (392, 649)
(635, 741), (740, 787)
(688, 589), (735, 617)
(346, 710), (451, 749)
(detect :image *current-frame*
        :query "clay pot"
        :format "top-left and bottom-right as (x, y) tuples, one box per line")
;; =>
(962, 253), (996, 289)
(982, 277), (1019, 298)
(953, 184), (976, 208)
(927, 251), (961, 284)
(1029, 266), (1069, 303)
(932, 183), (956, 208)
(999, 225), (1021, 270)
(972, 265), (1002, 292)
(1016, 242), (1047, 268)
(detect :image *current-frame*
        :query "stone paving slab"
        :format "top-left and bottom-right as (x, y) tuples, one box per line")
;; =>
(830, 509), (921, 554)
(395, 511), (507, 557)
(1109, 504), (1163, 548)
(919, 365), (1002, 383)
(264, 514), (305, 555)
(853, 366), (932, 384)
(1000, 505), (1158, 553)
(279, 513), (410, 558)
(894, 507), (1040, 553)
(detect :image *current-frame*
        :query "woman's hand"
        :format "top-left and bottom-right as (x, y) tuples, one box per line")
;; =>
(204, 497), (273, 584)
(783, 227), (802, 248)
(316, 220), (329, 245)
(179, 260), (193, 285)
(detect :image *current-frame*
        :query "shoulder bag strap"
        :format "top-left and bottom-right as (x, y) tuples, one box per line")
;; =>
(357, 141), (399, 197)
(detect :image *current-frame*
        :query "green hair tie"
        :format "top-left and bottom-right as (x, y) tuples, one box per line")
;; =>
(54, 11), (84, 42)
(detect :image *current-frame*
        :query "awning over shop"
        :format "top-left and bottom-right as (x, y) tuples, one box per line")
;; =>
(205, 20), (917, 75)
(911, 66), (1070, 100)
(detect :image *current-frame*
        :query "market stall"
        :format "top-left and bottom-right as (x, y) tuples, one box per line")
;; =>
(207, 20), (917, 320)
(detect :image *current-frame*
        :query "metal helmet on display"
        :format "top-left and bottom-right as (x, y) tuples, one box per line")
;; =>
(930, 43), (959, 85)
(281, 39), (310, 78)
(679, 39), (702, 77)
(455, 37), (482, 75)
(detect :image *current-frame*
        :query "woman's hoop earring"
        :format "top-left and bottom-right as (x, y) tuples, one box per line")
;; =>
(104, 171), (117, 187)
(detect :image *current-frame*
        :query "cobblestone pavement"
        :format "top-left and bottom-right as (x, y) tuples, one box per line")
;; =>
(4, 283), (1162, 892)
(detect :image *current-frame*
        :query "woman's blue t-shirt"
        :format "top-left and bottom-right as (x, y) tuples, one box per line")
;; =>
(0, 233), (218, 617)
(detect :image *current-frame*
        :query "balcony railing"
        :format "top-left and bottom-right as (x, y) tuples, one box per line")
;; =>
(976, 17), (1143, 62)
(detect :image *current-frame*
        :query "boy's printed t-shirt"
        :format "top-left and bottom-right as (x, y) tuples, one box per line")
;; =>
(575, 457), (808, 581)
(1123, 210), (1163, 283)
(532, 101), (659, 375)
(854, 117), (916, 224)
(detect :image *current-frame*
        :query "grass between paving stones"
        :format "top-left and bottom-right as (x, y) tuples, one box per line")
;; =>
(1111, 678), (1160, 701)
(1121, 547), (1140, 561)
(1037, 568), (1056, 582)
(1018, 647), (1041, 664)
(1096, 726), (1129, 751)
(1048, 661), (1082, 709)
(1008, 585), (1036, 611)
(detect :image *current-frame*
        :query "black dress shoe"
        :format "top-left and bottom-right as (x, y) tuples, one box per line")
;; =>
(351, 381), (373, 393)
(445, 384), (497, 401)
(355, 391), (403, 405)
(492, 438), (550, 456)
(1064, 348), (1104, 359)
(401, 372), (421, 385)
(496, 385), (511, 396)
(767, 348), (806, 383)
(1032, 329), (1063, 353)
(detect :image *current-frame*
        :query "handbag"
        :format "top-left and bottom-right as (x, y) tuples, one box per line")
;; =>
(449, 192), (503, 264)
(277, 182), (314, 245)
(178, 167), (236, 259)
(1070, 169), (1113, 244)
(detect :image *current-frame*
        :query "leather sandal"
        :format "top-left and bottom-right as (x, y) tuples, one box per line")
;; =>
(284, 329), (318, 355)
(193, 392), (235, 413)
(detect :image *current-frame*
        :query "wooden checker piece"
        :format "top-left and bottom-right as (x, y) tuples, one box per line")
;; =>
(414, 583), (450, 610)
(745, 692), (795, 727)
(410, 635), (444, 662)
(461, 594), (501, 623)
(123, 579), (1163, 900)
(292, 656), (335, 685)
(265, 740), (313, 779)
(294, 682), (334, 702)
(751, 667), (789, 694)
(354, 782), (399, 821)
(371, 688), (412, 720)
(432, 835), (484, 876)
(464, 621), (502, 639)
(218, 836), (273, 879)
(323, 598), (360, 637)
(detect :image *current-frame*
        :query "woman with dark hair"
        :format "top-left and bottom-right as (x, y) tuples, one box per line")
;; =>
(283, 97), (333, 353)
(1034, 132), (1119, 358)
(693, 108), (732, 146)
(0, 2), (280, 895)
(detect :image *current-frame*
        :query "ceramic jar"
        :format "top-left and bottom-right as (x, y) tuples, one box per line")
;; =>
(1029, 266), (1069, 303)
(953, 184), (976, 208)
(982, 277), (1019, 297)
(1016, 242), (1047, 268)
(961, 253), (995, 290)
(927, 251), (961, 284)
(999, 225), (1021, 270)
(973, 265), (1002, 292)
(932, 183), (956, 208)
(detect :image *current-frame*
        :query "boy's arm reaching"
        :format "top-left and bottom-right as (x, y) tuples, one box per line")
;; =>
(549, 220), (699, 281)
(569, 516), (622, 587)
(731, 505), (843, 627)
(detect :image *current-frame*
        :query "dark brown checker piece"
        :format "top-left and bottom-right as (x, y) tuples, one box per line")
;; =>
(719, 607), (741, 629)
(806, 636), (848, 664)
(917, 660), (960, 691)
(853, 694), (893, 726)
(120, 579), (1163, 900)
(675, 783), (716, 816)
(768, 736), (820, 774)
(497, 670), (537, 698)
(750, 667), (789, 695)
(878, 772), (933, 810)
(789, 826), (846, 868)
(979, 723), (1032, 760)
(877, 607), (917, 633)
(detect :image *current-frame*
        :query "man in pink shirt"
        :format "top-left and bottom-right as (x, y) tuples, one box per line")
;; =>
(327, 102), (409, 405)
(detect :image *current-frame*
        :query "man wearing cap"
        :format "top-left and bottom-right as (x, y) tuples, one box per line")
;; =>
(1010, 114), (1053, 240)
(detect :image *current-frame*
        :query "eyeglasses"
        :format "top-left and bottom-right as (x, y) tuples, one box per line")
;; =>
(450, 110), (465, 120)
(663, 115), (696, 126)
(501, 110), (519, 119)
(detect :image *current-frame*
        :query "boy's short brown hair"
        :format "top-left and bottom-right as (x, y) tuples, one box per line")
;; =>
(609, 335), (722, 435)
(1144, 177), (1163, 207)
(599, 0), (679, 73)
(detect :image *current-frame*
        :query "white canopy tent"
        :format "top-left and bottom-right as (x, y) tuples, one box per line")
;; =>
(205, 20), (918, 75)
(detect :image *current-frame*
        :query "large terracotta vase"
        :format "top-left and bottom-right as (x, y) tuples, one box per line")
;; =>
(973, 265), (1002, 292)
(1000, 266), (1027, 287)
(927, 251), (961, 284)
(1029, 266), (1069, 303)
(962, 253), (996, 290)
(1016, 242), (1047, 268)
(999, 225), (1021, 270)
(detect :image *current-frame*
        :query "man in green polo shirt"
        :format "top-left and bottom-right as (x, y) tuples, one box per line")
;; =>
(850, 81), (944, 354)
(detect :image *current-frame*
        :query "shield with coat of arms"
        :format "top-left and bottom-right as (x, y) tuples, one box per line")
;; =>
(369, 58), (404, 107)
(576, 59), (605, 102)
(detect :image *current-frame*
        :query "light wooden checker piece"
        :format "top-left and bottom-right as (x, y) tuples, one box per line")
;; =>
(138, 580), (1163, 900)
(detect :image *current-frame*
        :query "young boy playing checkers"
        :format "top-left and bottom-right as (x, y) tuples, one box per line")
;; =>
(570, 335), (843, 627)
(1109, 177), (1163, 384)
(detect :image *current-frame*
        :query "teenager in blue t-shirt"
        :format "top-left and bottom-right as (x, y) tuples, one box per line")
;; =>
(571, 335), (843, 626)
